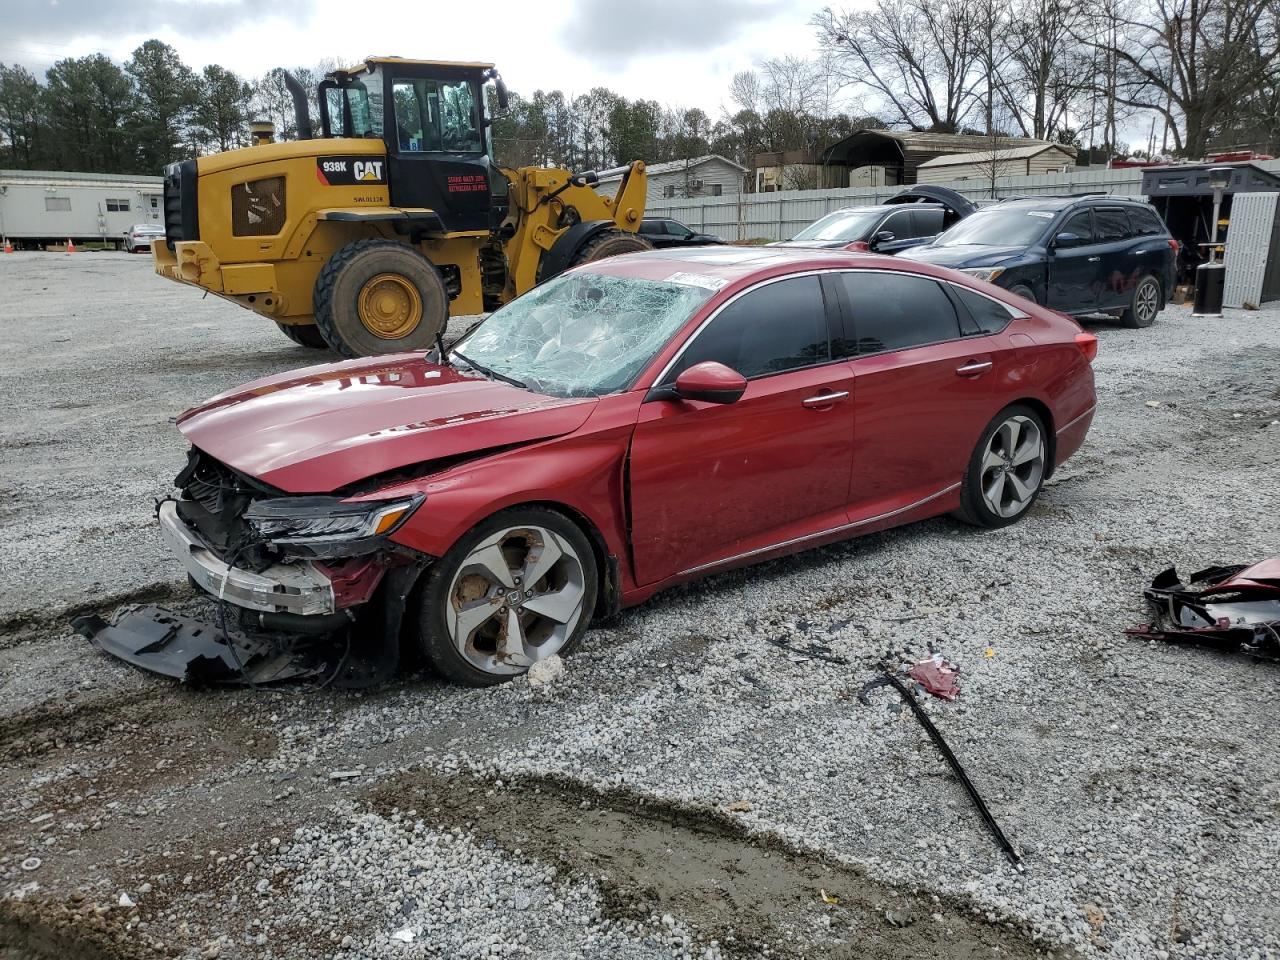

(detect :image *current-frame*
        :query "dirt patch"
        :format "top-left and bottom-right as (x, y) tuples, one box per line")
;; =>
(367, 770), (1058, 960)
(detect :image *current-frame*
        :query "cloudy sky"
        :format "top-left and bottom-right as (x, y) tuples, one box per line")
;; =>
(0, 0), (823, 114)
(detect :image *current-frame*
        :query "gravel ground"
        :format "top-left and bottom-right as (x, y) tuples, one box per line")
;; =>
(1, 252), (1278, 959)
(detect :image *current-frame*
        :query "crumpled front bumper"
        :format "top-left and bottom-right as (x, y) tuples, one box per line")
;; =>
(158, 500), (336, 616)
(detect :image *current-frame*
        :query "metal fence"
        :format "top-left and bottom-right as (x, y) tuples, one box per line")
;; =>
(643, 160), (1280, 242)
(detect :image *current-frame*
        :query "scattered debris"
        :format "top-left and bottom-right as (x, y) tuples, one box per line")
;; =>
(118, 892), (136, 908)
(820, 889), (840, 905)
(390, 927), (415, 943)
(1127, 559), (1280, 661)
(874, 669), (1021, 867)
(527, 654), (567, 687)
(726, 800), (752, 813)
(1145, 400), (1162, 408)
(329, 770), (362, 781)
(984, 647), (996, 659)
(20, 857), (41, 872)
(1082, 903), (1106, 932)
(765, 636), (848, 664)
(906, 653), (961, 701)
(29, 813), (52, 824)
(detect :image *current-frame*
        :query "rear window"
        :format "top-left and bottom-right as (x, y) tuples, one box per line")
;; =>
(840, 272), (961, 354)
(1129, 205), (1167, 236)
(1094, 207), (1131, 242)
(952, 286), (1019, 335)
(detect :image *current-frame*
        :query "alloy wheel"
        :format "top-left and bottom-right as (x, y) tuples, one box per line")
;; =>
(445, 525), (587, 675)
(980, 415), (1045, 519)
(1135, 278), (1160, 325)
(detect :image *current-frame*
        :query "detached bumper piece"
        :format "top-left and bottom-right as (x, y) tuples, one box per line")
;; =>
(1127, 558), (1280, 662)
(72, 604), (329, 685)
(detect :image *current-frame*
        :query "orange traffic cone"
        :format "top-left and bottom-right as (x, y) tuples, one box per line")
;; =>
(2, 238), (12, 254)
(65, 237), (76, 254)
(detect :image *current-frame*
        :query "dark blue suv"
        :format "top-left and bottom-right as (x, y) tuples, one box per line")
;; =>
(900, 196), (1177, 328)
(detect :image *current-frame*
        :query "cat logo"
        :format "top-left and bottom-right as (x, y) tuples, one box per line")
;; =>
(315, 156), (387, 186)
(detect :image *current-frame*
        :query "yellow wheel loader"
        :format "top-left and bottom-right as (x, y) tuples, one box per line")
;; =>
(153, 57), (651, 357)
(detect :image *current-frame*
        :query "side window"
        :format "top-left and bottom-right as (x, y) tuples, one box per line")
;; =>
(912, 209), (944, 237)
(639, 221), (663, 236)
(1095, 207), (1130, 242)
(667, 276), (830, 381)
(667, 221), (693, 238)
(393, 78), (481, 153)
(1130, 205), (1166, 236)
(840, 272), (962, 354)
(952, 285), (1019, 335)
(1059, 209), (1095, 242)
(882, 210), (914, 239)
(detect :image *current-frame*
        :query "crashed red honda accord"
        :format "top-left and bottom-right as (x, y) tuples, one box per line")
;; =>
(84, 247), (1096, 686)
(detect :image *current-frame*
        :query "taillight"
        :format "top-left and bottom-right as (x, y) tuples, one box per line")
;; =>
(1075, 332), (1098, 363)
(1167, 238), (1179, 252)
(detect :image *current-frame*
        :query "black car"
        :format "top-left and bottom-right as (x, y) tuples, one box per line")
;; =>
(638, 218), (726, 248)
(773, 185), (977, 254)
(900, 195), (1177, 328)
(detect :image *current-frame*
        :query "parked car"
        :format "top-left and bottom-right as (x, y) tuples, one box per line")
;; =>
(94, 247), (1097, 688)
(638, 217), (726, 248)
(124, 223), (165, 253)
(899, 195), (1176, 327)
(774, 186), (976, 254)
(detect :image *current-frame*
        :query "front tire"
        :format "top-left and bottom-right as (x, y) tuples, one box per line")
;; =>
(955, 405), (1048, 528)
(313, 239), (449, 358)
(417, 507), (598, 686)
(275, 322), (329, 349)
(1007, 283), (1038, 304)
(1120, 274), (1161, 328)
(568, 229), (652, 267)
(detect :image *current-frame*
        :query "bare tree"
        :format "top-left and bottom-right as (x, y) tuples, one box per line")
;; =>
(814, 0), (982, 132)
(1086, 0), (1279, 156)
(971, 129), (1016, 196)
(1000, 0), (1087, 140)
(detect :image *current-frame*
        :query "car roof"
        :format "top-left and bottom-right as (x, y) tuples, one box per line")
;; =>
(988, 195), (1149, 213)
(823, 203), (941, 216)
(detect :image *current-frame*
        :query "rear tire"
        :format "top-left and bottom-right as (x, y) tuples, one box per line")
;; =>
(955, 404), (1048, 528)
(313, 239), (449, 358)
(568, 229), (652, 268)
(275, 322), (329, 349)
(417, 507), (598, 687)
(1120, 274), (1161, 328)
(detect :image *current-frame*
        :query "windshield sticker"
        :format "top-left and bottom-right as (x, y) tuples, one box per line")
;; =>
(1026, 211), (1054, 218)
(664, 272), (729, 290)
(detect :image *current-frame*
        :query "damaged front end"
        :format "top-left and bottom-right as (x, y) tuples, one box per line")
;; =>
(74, 448), (431, 686)
(1127, 559), (1280, 662)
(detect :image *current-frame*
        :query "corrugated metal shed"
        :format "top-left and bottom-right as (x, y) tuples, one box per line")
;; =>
(821, 129), (1060, 185)
(916, 144), (1077, 183)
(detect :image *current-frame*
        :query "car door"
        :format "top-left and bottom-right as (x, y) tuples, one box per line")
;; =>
(870, 209), (918, 253)
(835, 270), (997, 517)
(664, 220), (696, 246)
(1092, 206), (1138, 310)
(628, 274), (856, 585)
(1047, 208), (1101, 312)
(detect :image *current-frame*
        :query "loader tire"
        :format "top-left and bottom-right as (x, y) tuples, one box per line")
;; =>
(275, 321), (329, 349)
(314, 239), (448, 358)
(568, 229), (652, 268)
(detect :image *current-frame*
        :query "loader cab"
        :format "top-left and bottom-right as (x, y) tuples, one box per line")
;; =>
(318, 58), (503, 233)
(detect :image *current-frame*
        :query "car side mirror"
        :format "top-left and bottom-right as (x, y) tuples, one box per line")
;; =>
(870, 230), (895, 250)
(672, 361), (747, 404)
(1053, 231), (1082, 249)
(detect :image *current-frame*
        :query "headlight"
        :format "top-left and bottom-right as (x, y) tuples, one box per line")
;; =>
(960, 267), (1006, 283)
(243, 494), (423, 553)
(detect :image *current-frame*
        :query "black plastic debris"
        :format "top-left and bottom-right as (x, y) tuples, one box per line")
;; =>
(859, 667), (1021, 867)
(1127, 559), (1280, 662)
(72, 604), (327, 685)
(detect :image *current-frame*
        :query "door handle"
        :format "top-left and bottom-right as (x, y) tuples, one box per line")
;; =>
(1087, 256), (1101, 262)
(801, 390), (849, 408)
(955, 360), (993, 377)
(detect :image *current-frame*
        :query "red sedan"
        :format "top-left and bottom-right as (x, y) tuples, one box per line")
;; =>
(120, 248), (1097, 686)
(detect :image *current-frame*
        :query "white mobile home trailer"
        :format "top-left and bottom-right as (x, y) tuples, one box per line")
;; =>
(0, 169), (164, 249)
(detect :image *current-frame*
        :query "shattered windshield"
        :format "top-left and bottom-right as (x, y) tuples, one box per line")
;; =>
(454, 271), (716, 397)
(791, 209), (882, 242)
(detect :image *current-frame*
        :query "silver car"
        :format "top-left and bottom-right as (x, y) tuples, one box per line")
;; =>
(125, 223), (165, 253)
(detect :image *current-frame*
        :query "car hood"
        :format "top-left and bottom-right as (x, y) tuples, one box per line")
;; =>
(177, 354), (597, 493)
(770, 239), (854, 249)
(899, 244), (1024, 267)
